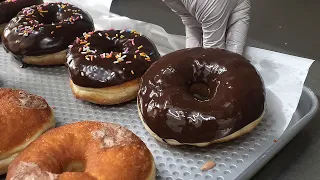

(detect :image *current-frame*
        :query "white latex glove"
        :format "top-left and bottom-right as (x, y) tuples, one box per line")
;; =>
(162, 0), (250, 54)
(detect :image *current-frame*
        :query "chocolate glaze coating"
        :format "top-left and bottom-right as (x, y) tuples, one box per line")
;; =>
(138, 48), (265, 143)
(67, 30), (160, 88)
(2, 2), (94, 59)
(0, 0), (43, 25)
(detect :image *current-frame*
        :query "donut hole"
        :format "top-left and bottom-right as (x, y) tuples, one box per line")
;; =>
(63, 161), (85, 173)
(101, 45), (122, 54)
(189, 82), (210, 101)
(39, 12), (61, 25)
(93, 40), (122, 54)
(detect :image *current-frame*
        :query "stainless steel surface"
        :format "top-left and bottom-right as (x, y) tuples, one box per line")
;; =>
(111, 1), (320, 179)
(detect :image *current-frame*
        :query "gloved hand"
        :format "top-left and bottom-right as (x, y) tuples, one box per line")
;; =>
(162, 0), (250, 55)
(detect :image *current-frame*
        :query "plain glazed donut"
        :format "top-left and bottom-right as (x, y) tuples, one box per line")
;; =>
(0, 88), (55, 175)
(67, 30), (160, 105)
(0, 0), (43, 35)
(6, 121), (155, 180)
(137, 48), (265, 147)
(2, 2), (94, 66)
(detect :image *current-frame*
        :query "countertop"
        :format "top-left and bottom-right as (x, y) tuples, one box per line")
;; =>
(111, 0), (320, 179)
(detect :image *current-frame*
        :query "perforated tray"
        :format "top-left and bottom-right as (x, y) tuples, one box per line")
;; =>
(0, 46), (318, 180)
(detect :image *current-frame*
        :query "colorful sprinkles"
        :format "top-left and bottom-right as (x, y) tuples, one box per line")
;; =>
(13, 3), (84, 38)
(72, 29), (155, 65)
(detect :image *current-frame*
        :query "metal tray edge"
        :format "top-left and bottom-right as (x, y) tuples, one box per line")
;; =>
(236, 86), (319, 180)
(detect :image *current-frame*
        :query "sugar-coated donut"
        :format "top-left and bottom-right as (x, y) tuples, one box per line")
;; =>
(0, 88), (55, 175)
(6, 121), (155, 180)
(137, 48), (265, 147)
(67, 30), (160, 105)
(0, 0), (43, 35)
(2, 2), (94, 66)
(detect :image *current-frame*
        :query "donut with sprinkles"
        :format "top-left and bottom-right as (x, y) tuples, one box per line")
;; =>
(2, 2), (94, 66)
(0, 0), (43, 36)
(67, 29), (161, 105)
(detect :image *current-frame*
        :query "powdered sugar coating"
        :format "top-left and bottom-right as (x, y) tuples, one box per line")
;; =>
(16, 91), (48, 109)
(10, 162), (58, 180)
(91, 123), (136, 148)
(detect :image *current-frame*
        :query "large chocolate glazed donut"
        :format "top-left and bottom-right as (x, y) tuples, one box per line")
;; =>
(0, 0), (43, 35)
(2, 2), (94, 66)
(137, 48), (265, 147)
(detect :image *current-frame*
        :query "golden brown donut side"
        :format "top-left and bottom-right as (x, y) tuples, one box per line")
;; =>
(70, 79), (140, 105)
(0, 153), (18, 175)
(22, 50), (67, 66)
(6, 121), (155, 180)
(0, 88), (55, 174)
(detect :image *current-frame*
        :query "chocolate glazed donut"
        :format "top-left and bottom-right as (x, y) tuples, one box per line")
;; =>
(137, 48), (265, 147)
(2, 2), (94, 66)
(0, 0), (43, 35)
(67, 29), (160, 105)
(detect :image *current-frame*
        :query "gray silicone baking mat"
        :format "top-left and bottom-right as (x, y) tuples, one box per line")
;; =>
(0, 45), (317, 180)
